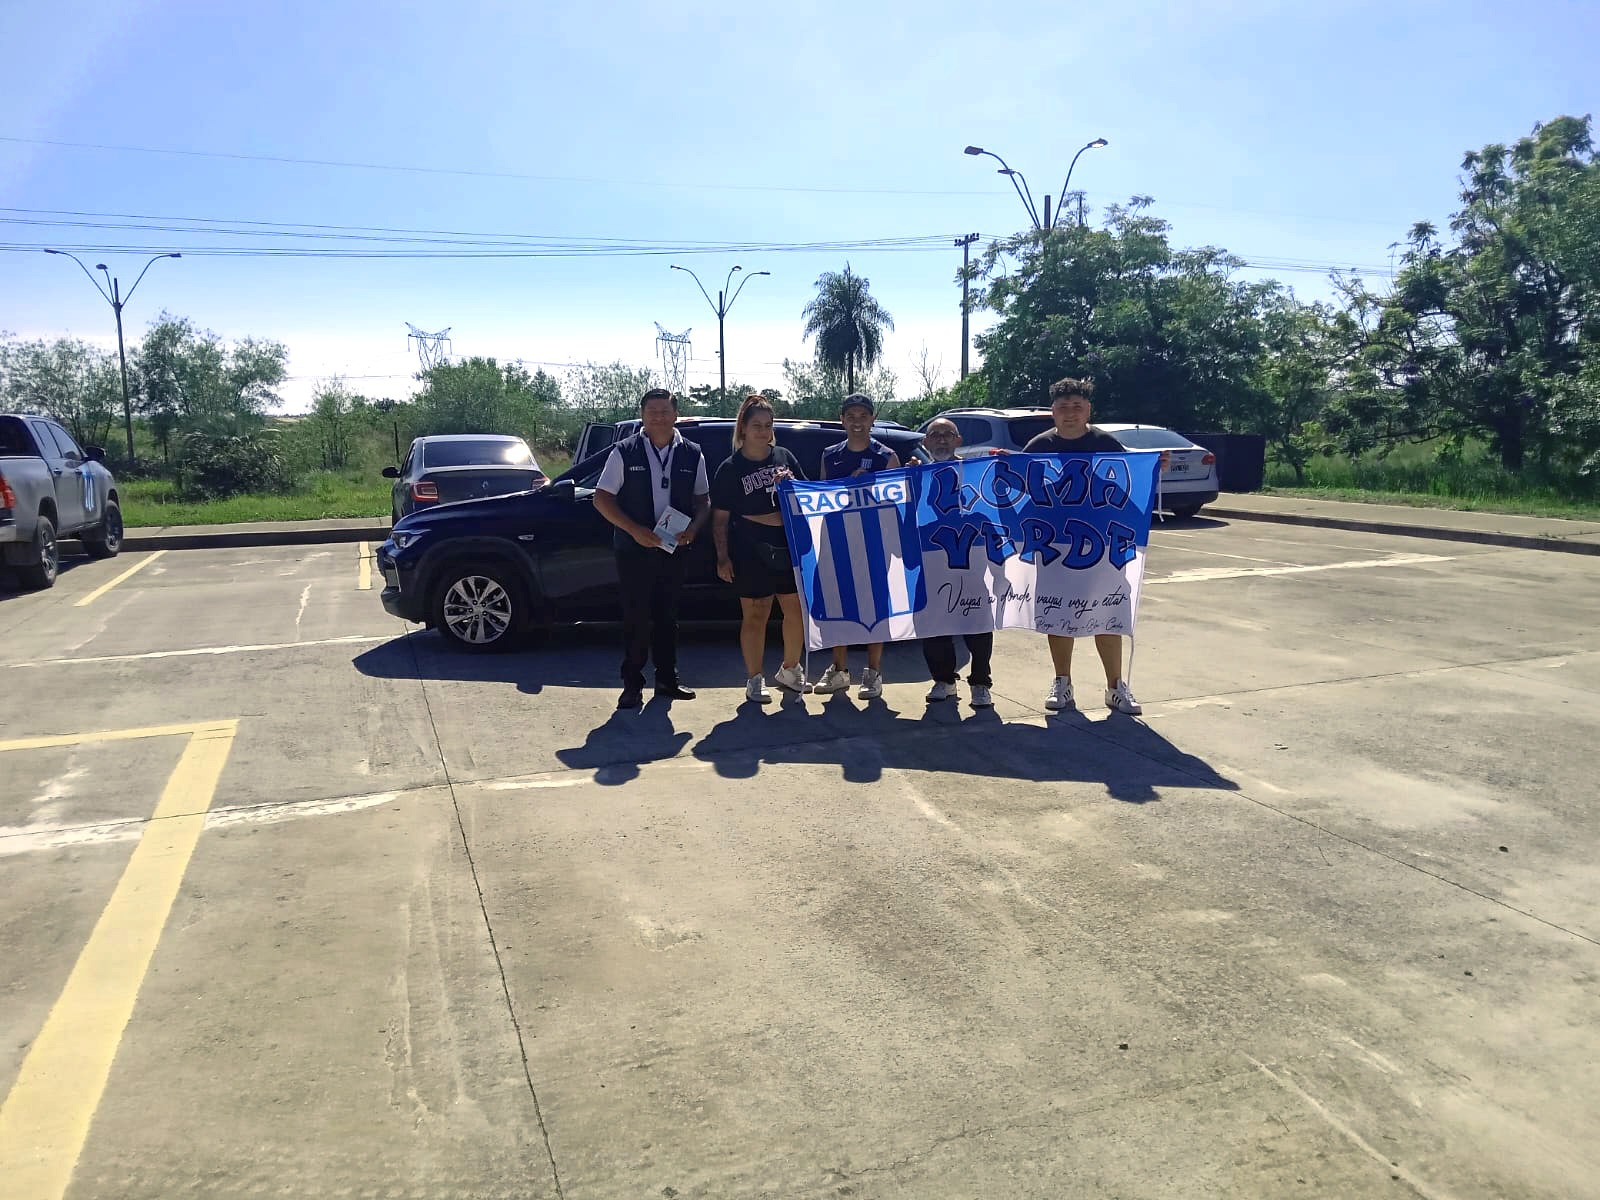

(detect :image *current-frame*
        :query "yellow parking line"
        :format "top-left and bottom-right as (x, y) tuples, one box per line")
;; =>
(0, 720), (238, 1200)
(0, 721), (234, 753)
(357, 541), (372, 591)
(73, 550), (166, 608)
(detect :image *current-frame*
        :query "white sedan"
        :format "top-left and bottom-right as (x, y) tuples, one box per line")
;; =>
(1097, 424), (1219, 518)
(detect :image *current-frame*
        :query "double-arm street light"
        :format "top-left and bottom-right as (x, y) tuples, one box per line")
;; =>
(669, 263), (769, 413)
(43, 249), (182, 463)
(965, 138), (1109, 231)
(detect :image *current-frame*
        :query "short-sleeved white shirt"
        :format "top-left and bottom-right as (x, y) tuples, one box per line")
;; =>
(595, 431), (709, 525)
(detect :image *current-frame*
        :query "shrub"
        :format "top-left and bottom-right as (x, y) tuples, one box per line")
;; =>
(176, 431), (291, 500)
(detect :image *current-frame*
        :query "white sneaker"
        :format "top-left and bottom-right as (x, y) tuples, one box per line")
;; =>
(926, 681), (958, 703)
(858, 668), (884, 700)
(1105, 680), (1143, 715)
(814, 665), (851, 694)
(1045, 677), (1075, 711)
(970, 685), (994, 708)
(745, 673), (771, 703)
(773, 663), (810, 694)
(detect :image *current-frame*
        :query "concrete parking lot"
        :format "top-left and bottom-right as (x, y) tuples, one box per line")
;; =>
(1, 520), (1596, 1199)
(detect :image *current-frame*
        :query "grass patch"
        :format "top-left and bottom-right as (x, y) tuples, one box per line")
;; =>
(1263, 449), (1600, 520)
(1261, 485), (1600, 521)
(119, 451), (576, 527)
(120, 473), (392, 527)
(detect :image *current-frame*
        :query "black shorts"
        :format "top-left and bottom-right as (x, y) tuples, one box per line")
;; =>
(730, 520), (797, 599)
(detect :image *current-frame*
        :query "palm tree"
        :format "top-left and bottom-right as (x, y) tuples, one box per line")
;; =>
(801, 263), (894, 393)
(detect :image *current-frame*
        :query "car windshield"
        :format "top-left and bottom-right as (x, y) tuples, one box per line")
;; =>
(1007, 417), (1055, 448)
(423, 440), (535, 468)
(1109, 428), (1194, 450)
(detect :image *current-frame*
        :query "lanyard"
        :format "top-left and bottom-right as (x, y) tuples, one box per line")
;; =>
(647, 438), (674, 491)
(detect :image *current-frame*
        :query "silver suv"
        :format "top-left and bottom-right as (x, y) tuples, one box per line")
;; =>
(919, 408), (1220, 518)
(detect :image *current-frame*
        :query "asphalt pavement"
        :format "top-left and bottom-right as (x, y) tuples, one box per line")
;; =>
(1, 513), (1597, 1198)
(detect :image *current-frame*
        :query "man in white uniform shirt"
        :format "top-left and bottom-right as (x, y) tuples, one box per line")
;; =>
(593, 388), (711, 709)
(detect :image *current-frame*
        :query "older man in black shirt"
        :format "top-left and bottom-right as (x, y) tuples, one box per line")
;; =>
(1023, 377), (1143, 716)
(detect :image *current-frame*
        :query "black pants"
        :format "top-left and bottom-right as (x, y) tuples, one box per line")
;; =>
(921, 632), (994, 687)
(616, 545), (688, 691)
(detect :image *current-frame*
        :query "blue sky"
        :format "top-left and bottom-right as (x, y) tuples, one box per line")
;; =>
(2, 0), (1595, 409)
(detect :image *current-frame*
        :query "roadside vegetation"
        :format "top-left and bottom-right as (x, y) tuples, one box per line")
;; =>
(5, 115), (1596, 523)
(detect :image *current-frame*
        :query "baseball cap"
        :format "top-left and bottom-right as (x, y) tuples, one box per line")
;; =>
(840, 393), (875, 414)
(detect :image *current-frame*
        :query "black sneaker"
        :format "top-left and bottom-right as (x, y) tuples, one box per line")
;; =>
(655, 683), (696, 701)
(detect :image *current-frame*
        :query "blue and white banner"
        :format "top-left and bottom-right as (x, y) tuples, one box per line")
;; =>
(779, 453), (1161, 652)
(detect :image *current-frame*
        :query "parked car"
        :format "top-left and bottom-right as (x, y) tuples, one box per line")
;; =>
(918, 408), (1220, 517)
(1097, 424), (1219, 518)
(376, 417), (928, 651)
(0, 414), (122, 589)
(383, 434), (547, 522)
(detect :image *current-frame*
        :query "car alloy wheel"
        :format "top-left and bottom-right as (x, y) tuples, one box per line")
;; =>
(102, 507), (123, 552)
(442, 574), (514, 645)
(40, 524), (58, 581)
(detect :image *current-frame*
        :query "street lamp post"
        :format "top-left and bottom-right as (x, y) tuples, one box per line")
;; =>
(669, 264), (769, 413)
(965, 139), (1109, 232)
(1051, 138), (1109, 228)
(964, 146), (1040, 229)
(43, 249), (181, 463)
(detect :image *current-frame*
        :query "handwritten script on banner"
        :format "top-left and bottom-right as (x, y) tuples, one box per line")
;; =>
(778, 452), (1161, 652)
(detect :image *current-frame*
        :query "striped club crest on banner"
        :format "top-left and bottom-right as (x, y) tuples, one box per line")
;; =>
(784, 476), (925, 632)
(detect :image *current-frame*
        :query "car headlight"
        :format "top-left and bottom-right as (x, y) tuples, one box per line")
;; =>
(390, 529), (428, 551)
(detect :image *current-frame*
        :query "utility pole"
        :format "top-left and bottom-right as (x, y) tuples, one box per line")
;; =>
(954, 233), (980, 379)
(1043, 196), (1052, 233)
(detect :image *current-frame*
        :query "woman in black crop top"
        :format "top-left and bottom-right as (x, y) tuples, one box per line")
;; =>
(711, 396), (810, 702)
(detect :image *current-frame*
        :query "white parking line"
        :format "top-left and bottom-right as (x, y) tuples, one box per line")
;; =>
(13, 634), (389, 668)
(1149, 553), (1452, 586)
(1152, 543), (1304, 567)
(1160, 529), (1386, 555)
(357, 542), (372, 591)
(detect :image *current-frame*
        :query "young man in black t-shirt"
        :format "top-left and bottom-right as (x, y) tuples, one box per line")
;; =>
(812, 393), (901, 700)
(1022, 377), (1143, 716)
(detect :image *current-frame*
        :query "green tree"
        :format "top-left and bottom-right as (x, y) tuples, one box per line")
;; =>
(780, 358), (897, 420)
(973, 202), (1270, 428)
(133, 315), (288, 459)
(801, 263), (895, 392)
(1331, 116), (1600, 471)
(1249, 295), (1338, 483)
(306, 379), (357, 470)
(0, 336), (122, 450)
(411, 358), (562, 445)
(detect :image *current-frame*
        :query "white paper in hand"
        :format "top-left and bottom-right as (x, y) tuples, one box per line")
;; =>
(653, 506), (692, 553)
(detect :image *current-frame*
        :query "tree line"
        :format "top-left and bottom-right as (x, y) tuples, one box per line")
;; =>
(944, 113), (1600, 484)
(4, 114), (1593, 500)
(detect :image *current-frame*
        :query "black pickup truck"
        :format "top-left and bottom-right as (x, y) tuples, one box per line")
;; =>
(375, 417), (927, 650)
(0, 414), (123, 589)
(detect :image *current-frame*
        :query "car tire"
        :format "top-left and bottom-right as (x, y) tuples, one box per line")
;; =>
(428, 559), (531, 653)
(81, 501), (123, 559)
(1170, 503), (1203, 520)
(17, 515), (60, 589)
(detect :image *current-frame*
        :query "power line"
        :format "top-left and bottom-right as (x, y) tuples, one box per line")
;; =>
(0, 134), (998, 197)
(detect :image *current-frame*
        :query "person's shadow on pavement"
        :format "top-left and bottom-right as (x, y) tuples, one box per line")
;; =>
(555, 696), (691, 785)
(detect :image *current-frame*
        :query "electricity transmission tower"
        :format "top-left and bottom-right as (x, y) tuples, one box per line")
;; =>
(406, 323), (453, 370)
(654, 322), (692, 398)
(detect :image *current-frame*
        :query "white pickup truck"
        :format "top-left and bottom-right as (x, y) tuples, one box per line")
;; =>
(0, 414), (123, 589)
